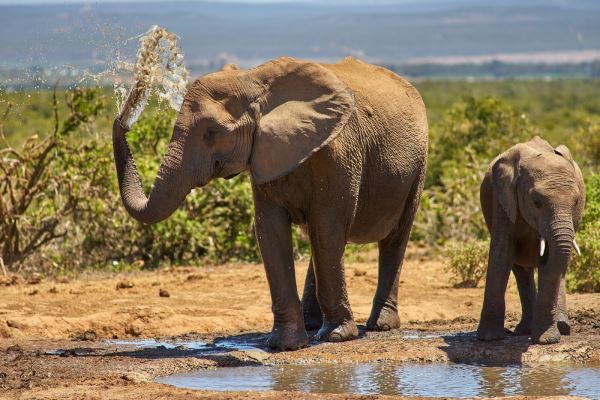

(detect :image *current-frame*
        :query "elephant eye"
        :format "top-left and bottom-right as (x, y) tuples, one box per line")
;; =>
(206, 128), (217, 138)
(533, 199), (542, 208)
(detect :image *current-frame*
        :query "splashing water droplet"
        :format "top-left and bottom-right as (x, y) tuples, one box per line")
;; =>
(117, 25), (189, 129)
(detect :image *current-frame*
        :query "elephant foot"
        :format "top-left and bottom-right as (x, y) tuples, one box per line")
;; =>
(366, 305), (400, 331)
(477, 321), (507, 341)
(315, 320), (359, 343)
(266, 324), (309, 351)
(532, 323), (560, 345)
(512, 320), (532, 336)
(557, 318), (571, 336)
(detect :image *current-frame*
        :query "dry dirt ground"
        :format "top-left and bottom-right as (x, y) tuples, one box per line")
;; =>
(1, 246), (599, 399)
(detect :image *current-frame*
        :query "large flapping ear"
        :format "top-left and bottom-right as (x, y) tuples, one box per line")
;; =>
(491, 150), (519, 224)
(554, 144), (574, 164)
(249, 58), (355, 184)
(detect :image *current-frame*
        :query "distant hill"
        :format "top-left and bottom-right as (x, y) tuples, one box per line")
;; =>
(0, 0), (599, 84)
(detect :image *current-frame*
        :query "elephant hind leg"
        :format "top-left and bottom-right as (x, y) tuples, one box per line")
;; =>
(301, 258), (323, 331)
(367, 176), (424, 332)
(512, 264), (536, 335)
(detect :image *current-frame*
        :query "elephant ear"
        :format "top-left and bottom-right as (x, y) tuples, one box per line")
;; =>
(554, 144), (574, 164)
(249, 58), (355, 184)
(491, 152), (519, 224)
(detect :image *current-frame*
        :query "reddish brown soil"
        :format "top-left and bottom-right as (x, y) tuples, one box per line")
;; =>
(1, 246), (598, 399)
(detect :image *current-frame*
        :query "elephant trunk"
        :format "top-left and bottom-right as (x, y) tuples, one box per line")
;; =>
(548, 218), (575, 263)
(112, 118), (194, 224)
(532, 216), (574, 343)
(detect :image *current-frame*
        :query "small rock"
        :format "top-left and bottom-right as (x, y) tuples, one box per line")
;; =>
(244, 349), (271, 362)
(28, 289), (38, 296)
(175, 345), (188, 351)
(159, 289), (170, 298)
(0, 275), (20, 286)
(353, 268), (367, 277)
(186, 273), (207, 281)
(116, 280), (134, 290)
(48, 287), (58, 294)
(82, 330), (97, 341)
(26, 274), (42, 285)
(6, 344), (22, 352)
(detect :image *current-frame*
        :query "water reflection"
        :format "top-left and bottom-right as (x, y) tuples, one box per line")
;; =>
(157, 362), (600, 398)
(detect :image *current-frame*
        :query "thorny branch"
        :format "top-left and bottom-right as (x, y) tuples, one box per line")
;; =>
(0, 87), (103, 271)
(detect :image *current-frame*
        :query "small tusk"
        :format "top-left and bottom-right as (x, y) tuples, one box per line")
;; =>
(540, 239), (546, 257)
(573, 240), (581, 257)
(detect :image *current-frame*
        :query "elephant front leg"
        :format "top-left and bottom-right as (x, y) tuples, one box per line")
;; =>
(301, 258), (323, 331)
(308, 221), (358, 343)
(477, 218), (514, 341)
(254, 191), (308, 351)
(512, 265), (536, 335)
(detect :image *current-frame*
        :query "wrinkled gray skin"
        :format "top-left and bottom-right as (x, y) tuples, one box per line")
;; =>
(477, 136), (585, 344)
(112, 57), (428, 351)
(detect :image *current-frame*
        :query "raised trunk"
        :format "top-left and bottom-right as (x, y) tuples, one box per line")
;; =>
(112, 118), (194, 224)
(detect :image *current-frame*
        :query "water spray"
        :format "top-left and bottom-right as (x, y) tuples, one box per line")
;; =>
(117, 25), (189, 129)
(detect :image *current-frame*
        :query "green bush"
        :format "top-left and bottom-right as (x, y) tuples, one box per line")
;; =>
(414, 96), (534, 246)
(445, 239), (489, 288)
(567, 173), (600, 292)
(576, 118), (600, 170)
(0, 88), (107, 272)
(426, 96), (536, 187)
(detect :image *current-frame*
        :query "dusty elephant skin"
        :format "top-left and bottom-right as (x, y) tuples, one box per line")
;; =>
(112, 57), (428, 350)
(478, 136), (586, 345)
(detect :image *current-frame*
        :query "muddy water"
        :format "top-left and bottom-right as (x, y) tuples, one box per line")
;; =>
(157, 362), (600, 398)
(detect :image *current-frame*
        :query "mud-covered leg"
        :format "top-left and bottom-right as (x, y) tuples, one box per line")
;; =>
(512, 265), (536, 335)
(301, 258), (323, 331)
(309, 221), (358, 343)
(254, 189), (308, 351)
(556, 275), (571, 335)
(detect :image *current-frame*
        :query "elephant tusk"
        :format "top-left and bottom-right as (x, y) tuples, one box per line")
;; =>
(573, 240), (581, 257)
(540, 239), (546, 257)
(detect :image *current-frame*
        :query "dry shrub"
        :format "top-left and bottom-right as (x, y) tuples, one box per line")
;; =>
(445, 240), (489, 288)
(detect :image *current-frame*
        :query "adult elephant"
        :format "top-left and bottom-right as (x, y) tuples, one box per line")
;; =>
(112, 57), (428, 350)
(477, 136), (585, 344)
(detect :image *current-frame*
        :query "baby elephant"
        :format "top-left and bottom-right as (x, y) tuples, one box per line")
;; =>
(477, 136), (585, 344)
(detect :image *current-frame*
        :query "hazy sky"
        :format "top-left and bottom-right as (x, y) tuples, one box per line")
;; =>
(0, 0), (444, 4)
(0, 0), (433, 4)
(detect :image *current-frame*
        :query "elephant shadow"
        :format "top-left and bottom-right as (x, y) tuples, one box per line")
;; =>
(439, 331), (531, 365)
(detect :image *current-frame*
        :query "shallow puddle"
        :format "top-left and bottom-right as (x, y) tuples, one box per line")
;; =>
(108, 337), (264, 352)
(157, 362), (600, 398)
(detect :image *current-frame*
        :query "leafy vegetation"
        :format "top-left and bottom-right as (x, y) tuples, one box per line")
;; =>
(0, 79), (598, 292)
(445, 240), (489, 288)
(567, 173), (600, 293)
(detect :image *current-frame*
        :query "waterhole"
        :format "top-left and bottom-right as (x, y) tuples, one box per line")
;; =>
(157, 362), (600, 398)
